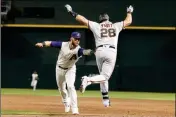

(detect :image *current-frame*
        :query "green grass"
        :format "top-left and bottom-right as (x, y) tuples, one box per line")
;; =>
(1, 110), (68, 115)
(1, 88), (175, 101)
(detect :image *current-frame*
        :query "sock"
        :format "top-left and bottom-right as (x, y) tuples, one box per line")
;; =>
(102, 92), (109, 100)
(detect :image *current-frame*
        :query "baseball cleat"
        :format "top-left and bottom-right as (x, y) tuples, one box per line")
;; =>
(64, 102), (70, 113)
(73, 113), (79, 115)
(65, 106), (70, 113)
(72, 108), (79, 115)
(80, 76), (91, 93)
(103, 99), (111, 107)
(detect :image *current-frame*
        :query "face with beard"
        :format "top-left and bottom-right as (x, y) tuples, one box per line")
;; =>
(71, 37), (80, 47)
(70, 32), (81, 48)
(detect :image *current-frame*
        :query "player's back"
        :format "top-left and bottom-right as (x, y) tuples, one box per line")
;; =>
(88, 20), (123, 48)
(57, 42), (80, 68)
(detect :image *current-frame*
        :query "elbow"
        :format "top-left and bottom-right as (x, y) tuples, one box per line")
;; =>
(80, 20), (87, 26)
(127, 20), (132, 26)
(76, 15), (88, 26)
(124, 19), (132, 27)
(127, 18), (132, 25)
(79, 19), (88, 26)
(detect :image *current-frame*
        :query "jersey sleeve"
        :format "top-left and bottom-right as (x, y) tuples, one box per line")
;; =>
(114, 21), (124, 32)
(78, 48), (84, 57)
(50, 41), (62, 48)
(88, 20), (99, 32)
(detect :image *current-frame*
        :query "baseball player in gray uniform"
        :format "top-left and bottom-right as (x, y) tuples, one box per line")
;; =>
(35, 32), (94, 114)
(65, 4), (133, 107)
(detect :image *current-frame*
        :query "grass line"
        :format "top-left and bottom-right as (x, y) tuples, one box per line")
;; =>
(1, 110), (68, 115)
(1, 88), (175, 101)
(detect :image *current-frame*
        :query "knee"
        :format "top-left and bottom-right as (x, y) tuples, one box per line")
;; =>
(58, 86), (66, 92)
(67, 85), (75, 91)
(101, 74), (110, 80)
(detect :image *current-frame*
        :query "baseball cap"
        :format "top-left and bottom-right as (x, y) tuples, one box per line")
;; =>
(71, 32), (81, 39)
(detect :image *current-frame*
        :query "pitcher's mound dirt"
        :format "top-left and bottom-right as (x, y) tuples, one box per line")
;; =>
(1, 94), (175, 117)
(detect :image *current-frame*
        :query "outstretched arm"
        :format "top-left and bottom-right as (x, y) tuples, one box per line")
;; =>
(65, 4), (89, 26)
(35, 41), (62, 48)
(76, 15), (89, 26)
(123, 5), (134, 27)
(78, 48), (94, 57)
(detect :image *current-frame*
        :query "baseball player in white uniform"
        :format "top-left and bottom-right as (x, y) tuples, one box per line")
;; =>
(31, 71), (39, 91)
(65, 4), (134, 107)
(35, 32), (94, 115)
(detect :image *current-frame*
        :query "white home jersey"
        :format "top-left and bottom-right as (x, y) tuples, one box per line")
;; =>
(88, 20), (123, 48)
(57, 42), (81, 68)
(32, 74), (38, 80)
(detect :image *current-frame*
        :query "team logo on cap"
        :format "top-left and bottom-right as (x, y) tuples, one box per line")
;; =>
(72, 32), (81, 38)
(76, 33), (80, 37)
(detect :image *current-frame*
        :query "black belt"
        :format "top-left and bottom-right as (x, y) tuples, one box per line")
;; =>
(59, 66), (68, 70)
(97, 45), (115, 49)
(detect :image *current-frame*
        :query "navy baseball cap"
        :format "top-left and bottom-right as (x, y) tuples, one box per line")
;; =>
(71, 32), (81, 39)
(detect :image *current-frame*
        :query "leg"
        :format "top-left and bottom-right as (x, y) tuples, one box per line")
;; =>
(79, 50), (105, 93)
(31, 81), (34, 87)
(56, 66), (70, 112)
(99, 51), (116, 107)
(80, 50), (114, 93)
(80, 50), (116, 107)
(65, 66), (79, 114)
(100, 81), (110, 107)
(33, 80), (38, 91)
(85, 50), (115, 83)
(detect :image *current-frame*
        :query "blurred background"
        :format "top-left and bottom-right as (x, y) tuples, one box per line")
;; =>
(1, 0), (176, 92)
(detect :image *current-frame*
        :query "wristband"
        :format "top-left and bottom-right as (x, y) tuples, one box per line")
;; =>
(70, 11), (78, 18)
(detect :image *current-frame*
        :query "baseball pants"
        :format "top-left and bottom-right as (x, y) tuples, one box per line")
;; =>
(56, 65), (78, 109)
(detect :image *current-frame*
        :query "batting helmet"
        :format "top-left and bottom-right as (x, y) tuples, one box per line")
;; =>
(99, 13), (109, 23)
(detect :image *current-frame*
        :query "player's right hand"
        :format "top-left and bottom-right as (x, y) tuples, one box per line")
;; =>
(127, 5), (134, 13)
(65, 4), (72, 12)
(35, 43), (43, 47)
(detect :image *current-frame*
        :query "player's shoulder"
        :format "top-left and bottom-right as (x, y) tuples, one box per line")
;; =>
(113, 21), (123, 25)
(62, 41), (69, 45)
(77, 45), (81, 49)
(89, 20), (100, 25)
(61, 41), (69, 47)
(75, 45), (81, 51)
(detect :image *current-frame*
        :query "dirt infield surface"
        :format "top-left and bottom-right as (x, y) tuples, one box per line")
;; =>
(2, 94), (175, 117)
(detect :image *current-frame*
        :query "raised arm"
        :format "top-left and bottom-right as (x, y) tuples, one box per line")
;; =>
(35, 41), (62, 48)
(65, 4), (89, 26)
(123, 5), (134, 27)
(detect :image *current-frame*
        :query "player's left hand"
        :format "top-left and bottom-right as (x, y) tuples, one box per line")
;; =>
(83, 49), (94, 56)
(65, 4), (72, 12)
(35, 43), (43, 47)
(127, 5), (134, 13)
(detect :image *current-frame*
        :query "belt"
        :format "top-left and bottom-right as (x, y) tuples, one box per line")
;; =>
(59, 66), (68, 70)
(96, 45), (115, 49)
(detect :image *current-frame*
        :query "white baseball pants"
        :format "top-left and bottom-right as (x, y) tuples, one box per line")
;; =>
(56, 65), (78, 110)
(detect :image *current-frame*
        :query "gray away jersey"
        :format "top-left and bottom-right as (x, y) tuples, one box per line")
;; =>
(56, 42), (81, 68)
(88, 20), (123, 48)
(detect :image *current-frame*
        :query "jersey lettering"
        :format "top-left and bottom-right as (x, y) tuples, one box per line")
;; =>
(69, 54), (77, 60)
(101, 28), (116, 38)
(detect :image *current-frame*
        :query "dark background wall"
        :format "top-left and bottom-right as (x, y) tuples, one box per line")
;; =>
(7, 0), (176, 26)
(2, 27), (176, 92)
(2, 0), (176, 93)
